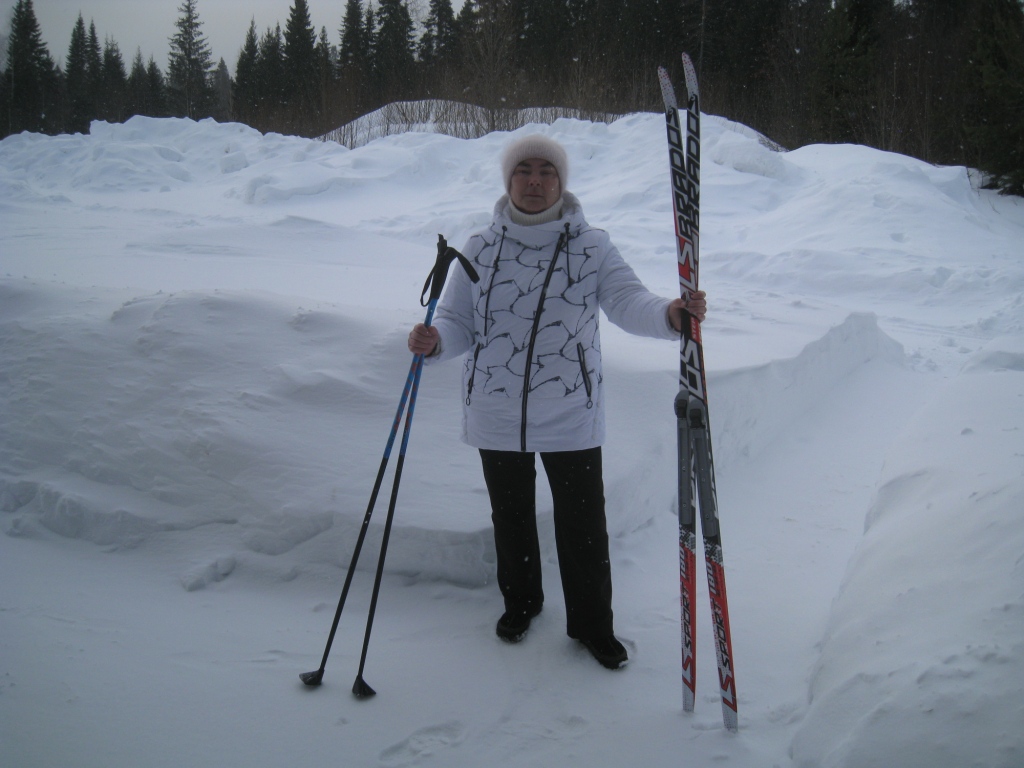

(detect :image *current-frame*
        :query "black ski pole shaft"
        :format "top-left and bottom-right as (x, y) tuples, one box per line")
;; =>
(299, 359), (419, 687)
(299, 235), (478, 691)
(350, 236), (479, 698)
(351, 348), (427, 698)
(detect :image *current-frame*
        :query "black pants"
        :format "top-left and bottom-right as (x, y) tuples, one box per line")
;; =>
(479, 447), (614, 641)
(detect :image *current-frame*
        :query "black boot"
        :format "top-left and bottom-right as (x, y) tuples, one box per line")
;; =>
(580, 635), (628, 669)
(496, 605), (542, 643)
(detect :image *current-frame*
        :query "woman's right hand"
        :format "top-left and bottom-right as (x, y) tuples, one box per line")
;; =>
(408, 323), (440, 356)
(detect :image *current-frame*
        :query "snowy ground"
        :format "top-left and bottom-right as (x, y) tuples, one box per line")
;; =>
(1, 110), (1022, 768)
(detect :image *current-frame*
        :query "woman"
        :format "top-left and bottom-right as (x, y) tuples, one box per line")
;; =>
(408, 134), (706, 669)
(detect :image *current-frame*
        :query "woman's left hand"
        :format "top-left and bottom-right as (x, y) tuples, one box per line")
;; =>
(668, 290), (707, 331)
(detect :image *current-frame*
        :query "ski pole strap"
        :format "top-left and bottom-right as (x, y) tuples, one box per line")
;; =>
(420, 234), (480, 307)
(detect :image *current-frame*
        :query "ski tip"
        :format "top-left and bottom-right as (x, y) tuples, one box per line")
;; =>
(681, 53), (700, 103)
(657, 66), (678, 111)
(299, 669), (324, 687)
(352, 675), (377, 699)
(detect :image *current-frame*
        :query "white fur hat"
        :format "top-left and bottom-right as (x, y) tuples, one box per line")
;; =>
(501, 134), (569, 193)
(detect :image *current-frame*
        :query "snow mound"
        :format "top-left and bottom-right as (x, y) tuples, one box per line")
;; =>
(0, 281), (906, 591)
(711, 312), (905, 464)
(790, 335), (1024, 768)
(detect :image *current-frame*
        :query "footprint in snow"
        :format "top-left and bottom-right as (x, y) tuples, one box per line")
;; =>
(378, 721), (466, 767)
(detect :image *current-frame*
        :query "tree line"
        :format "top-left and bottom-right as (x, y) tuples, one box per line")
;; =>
(2, 0), (1022, 194)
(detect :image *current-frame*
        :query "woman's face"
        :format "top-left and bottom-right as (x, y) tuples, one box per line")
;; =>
(509, 158), (561, 214)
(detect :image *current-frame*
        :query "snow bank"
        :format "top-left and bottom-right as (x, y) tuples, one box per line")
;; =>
(790, 336), (1024, 768)
(710, 312), (905, 464)
(0, 280), (907, 590)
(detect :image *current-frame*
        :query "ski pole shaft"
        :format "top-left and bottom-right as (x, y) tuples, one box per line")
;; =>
(300, 235), (478, 690)
(299, 354), (419, 687)
(352, 329), (431, 698)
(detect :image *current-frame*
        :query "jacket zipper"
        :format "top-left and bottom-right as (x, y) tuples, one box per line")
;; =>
(519, 225), (570, 451)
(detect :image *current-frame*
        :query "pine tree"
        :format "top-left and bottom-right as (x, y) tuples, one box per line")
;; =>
(65, 14), (92, 133)
(284, 0), (319, 120)
(145, 56), (168, 117)
(364, 5), (378, 90)
(256, 24), (287, 128)
(337, 0), (371, 116)
(339, 0), (367, 71)
(516, 0), (573, 100)
(316, 25), (335, 80)
(374, 0), (416, 100)
(969, 0), (1024, 195)
(315, 25), (336, 128)
(1, 0), (60, 136)
(86, 21), (103, 115)
(99, 37), (127, 122)
(420, 0), (457, 70)
(810, 0), (884, 143)
(458, 0), (517, 113)
(211, 58), (231, 121)
(167, 0), (214, 119)
(127, 49), (149, 117)
(233, 19), (260, 125)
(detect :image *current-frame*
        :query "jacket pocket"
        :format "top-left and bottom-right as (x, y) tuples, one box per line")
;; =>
(466, 343), (482, 405)
(577, 343), (594, 409)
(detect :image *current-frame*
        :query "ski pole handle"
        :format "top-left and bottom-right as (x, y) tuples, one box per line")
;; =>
(420, 234), (480, 309)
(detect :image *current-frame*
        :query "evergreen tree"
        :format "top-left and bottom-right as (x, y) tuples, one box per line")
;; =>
(339, 0), (368, 71)
(65, 14), (92, 133)
(458, 0), (518, 113)
(316, 25), (335, 79)
(233, 19), (260, 124)
(453, 0), (479, 65)
(969, 0), (1024, 195)
(284, 0), (319, 117)
(338, 0), (371, 116)
(364, 5), (378, 88)
(374, 0), (416, 100)
(767, 0), (831, 148)
(145, 56), (168, 117)
(810, 0), (882, 143)
(99, 37), (127, 122)
(86, 21), (103, 114)
(256, 24), (287, 127)
(515, 0), (569, 87)
(420, 0), (457, 70)
(211, 58), (231, 121)
(127, 49), (149, 117)
(1, 0), (60, 136)
(167, 0), (214, 119)
(315, 26), (336, 118)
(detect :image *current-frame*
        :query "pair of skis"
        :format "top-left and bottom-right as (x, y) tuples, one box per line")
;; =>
(658, 55), (738, 732)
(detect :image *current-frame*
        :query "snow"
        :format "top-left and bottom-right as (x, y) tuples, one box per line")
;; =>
(2, 110), (1022, 768)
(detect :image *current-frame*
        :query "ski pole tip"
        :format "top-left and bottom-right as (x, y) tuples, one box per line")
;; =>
(299, 669), (325, 687)
(352, 675), (377, 699)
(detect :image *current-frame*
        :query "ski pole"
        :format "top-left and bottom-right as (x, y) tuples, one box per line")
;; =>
(300, 235), (478, 690)
(350, 237), (478, 698)
(298, 359), (418, 687)
(350, 336), (426, 697)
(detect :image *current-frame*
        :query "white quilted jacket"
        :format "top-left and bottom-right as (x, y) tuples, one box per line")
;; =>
(431, 192), (677, 452)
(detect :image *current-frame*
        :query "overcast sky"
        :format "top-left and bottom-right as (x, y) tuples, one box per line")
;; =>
(2, 1), (429, 73)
